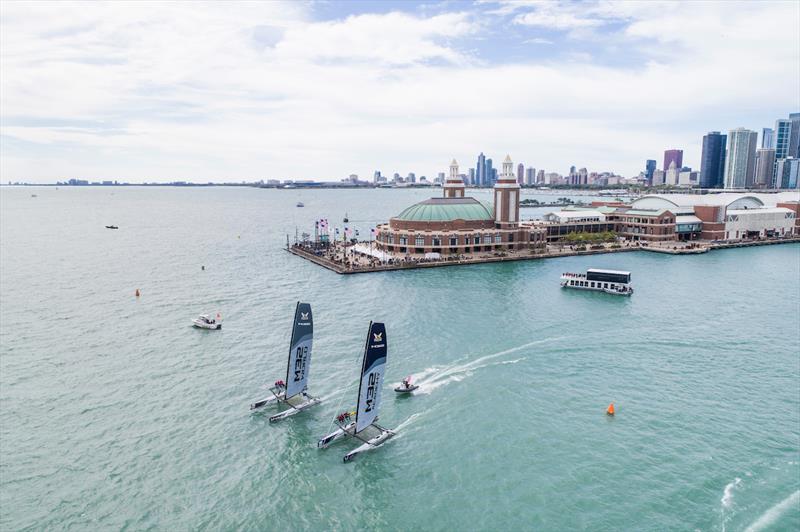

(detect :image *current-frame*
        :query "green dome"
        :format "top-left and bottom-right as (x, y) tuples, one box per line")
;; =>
(394, 197), (493, 222)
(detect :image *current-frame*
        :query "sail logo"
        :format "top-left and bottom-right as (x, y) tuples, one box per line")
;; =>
(372, 333), (382, 342)
(300, 312), (309, 320)
(293, 346), (308, 381)
(364, 371), (380, 412)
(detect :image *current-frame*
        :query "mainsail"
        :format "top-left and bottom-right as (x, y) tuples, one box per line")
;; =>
(284, 302), (313, 399)
(355, 321), (387, 433)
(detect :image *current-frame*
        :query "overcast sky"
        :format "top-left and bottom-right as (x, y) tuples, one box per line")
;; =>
(1, 0), (798, 183)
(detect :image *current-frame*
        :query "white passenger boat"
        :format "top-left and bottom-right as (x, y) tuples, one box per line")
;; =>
(318, 321), (396, 462)
(193, 314), (222, 329)
(296, 202), (304, 207)
(249, 302), (321, 421)
(560, 269), (633, 296)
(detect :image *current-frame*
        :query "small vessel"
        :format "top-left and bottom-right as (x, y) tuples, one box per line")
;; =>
(31, 194), (38, 198)
(561, 269), (633, 296)
(318, 321), (396, 462)
(105, 225), (119, 229)
(249, 302), (321, 421)
(343, 212), (349, 223)
(394, 375), (418, 393)
(296, 202), (304, 207)
(193, 313), (222, 330)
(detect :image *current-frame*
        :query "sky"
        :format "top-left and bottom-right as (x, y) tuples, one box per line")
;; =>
(1, 0), (799, 183)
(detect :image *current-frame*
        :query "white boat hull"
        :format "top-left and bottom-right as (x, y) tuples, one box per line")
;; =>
(343, 428), (395, 463)
(318, 421), (355, 448)
(193, 320), (221, 330)
(394, 384), (419, 393)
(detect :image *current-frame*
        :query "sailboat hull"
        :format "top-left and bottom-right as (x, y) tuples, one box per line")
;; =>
(343, 428), (395, 462)
(268, 396), (321, 422)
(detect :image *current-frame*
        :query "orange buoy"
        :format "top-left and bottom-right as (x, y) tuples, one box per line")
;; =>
(135, 289), (140, 297)
(606, 402), (615, 416)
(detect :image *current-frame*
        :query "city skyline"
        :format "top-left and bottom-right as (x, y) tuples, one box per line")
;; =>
(1, 1), (799, 183)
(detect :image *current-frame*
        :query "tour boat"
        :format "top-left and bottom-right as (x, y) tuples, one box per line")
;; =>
(318, 321), (396, 462)
(105, 225), (119, 229)
(296, 202), (304, 207)
(249, 302), (321, 421)
(560, 269), (633, 296)
(192, 314), (222, 329)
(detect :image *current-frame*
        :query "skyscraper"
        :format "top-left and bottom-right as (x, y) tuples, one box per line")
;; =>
(485, 158), (494, 186)
(663, 149), (683, 172)
(789, 113), (800, 159)
(761, 128), (774, 149)
(699, 132), (727, 188)
(468, 168), (475, 185)
(773, 119), (792, 187)
(775, 158), (799, 189)
(525, 167), (535, 186)
(536, 169), (544, 183)
(754, 148), (776, 188)
(645, 160), (656, 184)
(517, 163), (524, 185)
(724, 128), (758, 189)
(476, 152), (486, 187)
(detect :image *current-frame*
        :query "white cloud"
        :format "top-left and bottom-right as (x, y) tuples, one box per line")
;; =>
(0, 1), (798, 182)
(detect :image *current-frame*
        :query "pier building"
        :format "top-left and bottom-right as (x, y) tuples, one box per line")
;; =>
(374, 157), (546, 256)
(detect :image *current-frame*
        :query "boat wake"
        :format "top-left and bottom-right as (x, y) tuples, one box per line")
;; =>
(721, 477), (742, 509)
(743, 490), (800, 532)
(413, 337), (559, 395)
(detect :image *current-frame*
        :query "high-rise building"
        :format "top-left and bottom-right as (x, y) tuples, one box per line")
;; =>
(536, 169), (544, 183)
(517, 163), (524, 185)
(754, 148), (776, 188)
(724, 128), (758, 189)
(407, 172), (416, 183)
(468, 168), (475, 185)
(789, 113), (800, 159)
(373, 170), (382, 183)
(761, 128), (774, 149)
(663, 149), (683, 172)
(485, 158), (494, 186)
(666, 161), (680, 186)
(773, 119), (792, 187)
(652, 169), (666, 186)
(476, 152), (486, 187)
(645, 160), (656, 184)
(699, 132), (727, 188)
(525, 167), (535, 186)
(775, 157), (799, 189)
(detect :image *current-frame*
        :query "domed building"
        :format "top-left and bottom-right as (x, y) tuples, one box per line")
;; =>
(375, 157), (546, 256)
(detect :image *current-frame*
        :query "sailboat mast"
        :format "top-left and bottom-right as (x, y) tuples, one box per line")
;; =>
(353, 321), (372, 428)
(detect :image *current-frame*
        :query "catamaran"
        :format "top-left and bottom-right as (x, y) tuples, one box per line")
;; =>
(318, 321), (396, 462)
(249, 302), (321, 421)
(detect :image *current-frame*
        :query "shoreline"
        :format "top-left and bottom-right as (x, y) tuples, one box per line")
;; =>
(288, 237), (800, 275)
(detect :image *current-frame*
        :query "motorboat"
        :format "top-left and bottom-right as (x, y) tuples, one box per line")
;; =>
(394, 375), (418, 393)
(105, 225), (119, 229)
(193, 314), (222, 330)
(296, 202), (304, 207)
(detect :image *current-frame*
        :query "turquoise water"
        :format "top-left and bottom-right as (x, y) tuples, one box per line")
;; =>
(1, 186), (799, 531)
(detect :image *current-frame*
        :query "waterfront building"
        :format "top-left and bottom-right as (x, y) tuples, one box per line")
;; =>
(762, 128), (774, 149)
(754, 148), (776, 188)
(663, 149), (683, 173)
(536, 169), (545, 183)
(374, 156), (547, 256)
(724, 128), (758, 189)
(373, 170), (382, 183)
(700, 131), (727, 189)
(645, 160), (656, 184)
(517, 163), (525, 185)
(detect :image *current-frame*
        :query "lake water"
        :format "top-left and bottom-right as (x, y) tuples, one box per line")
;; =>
(1, 186), (798, 531)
